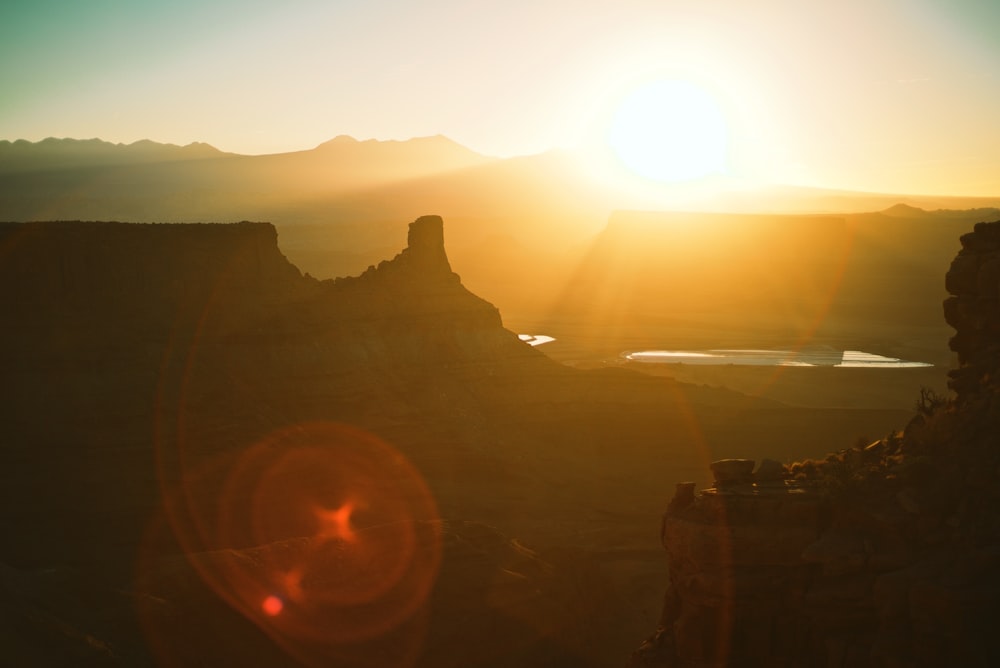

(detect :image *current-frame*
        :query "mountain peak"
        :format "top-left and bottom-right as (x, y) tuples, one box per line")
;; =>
(313, 134), (481, 154)
(881, 203), (927, 217)
(318, 135), (359, 147)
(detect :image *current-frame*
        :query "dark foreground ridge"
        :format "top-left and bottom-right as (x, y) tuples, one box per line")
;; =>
(629, 223), (1000, 667)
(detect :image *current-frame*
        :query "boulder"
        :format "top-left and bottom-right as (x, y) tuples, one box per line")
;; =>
(709, 459), (755, 487)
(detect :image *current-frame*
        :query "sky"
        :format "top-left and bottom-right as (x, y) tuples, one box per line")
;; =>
(2, 0), (999, 195)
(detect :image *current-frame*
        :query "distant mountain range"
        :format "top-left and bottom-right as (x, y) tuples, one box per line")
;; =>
(0, 137), (229, 171)
(0, 134), (489, 170)
(5, 135), (998, 227)
(0, 134), (495, 198)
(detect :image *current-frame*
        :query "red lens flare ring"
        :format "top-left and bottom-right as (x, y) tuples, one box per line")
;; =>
(188, 422), (441, 649)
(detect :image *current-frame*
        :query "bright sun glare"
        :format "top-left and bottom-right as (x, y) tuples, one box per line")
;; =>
(608, 79), (730, 183)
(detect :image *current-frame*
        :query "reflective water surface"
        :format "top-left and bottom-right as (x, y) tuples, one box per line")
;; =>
(624, 348), (932, 368)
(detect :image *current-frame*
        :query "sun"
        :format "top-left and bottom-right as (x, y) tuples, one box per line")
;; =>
(608, 79), (730, 183)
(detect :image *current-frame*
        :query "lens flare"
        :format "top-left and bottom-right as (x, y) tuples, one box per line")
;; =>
(262, 595), (284, 616)
(315, 501), (357, 543)
(143, 421), (441, 667)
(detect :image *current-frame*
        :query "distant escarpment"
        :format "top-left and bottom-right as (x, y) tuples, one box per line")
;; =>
(0, 215), (511, 354)
(629, 221), (1000, 667)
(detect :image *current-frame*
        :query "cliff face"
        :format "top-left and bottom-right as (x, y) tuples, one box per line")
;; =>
(0, 215), (504, 344)
(630, 221), (1000, 668)
(0, 220), (303, 337)
(944, 220), (1000, 399)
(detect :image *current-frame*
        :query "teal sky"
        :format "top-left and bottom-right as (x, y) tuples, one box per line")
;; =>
(2, 0), (999, 195)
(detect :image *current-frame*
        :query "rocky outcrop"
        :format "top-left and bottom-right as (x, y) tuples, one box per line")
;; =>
(634, 458), (1000, 666)
(630, 221), (1000, 667)
(943, 220), (1000, 399)
(650, 480), (834, 666)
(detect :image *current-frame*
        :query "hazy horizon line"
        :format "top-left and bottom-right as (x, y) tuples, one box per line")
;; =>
(3, 133), (1000, 202)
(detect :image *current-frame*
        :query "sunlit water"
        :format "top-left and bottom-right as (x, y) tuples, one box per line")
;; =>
(518, 334), (555, 347)
(623, 348), (932, 368)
